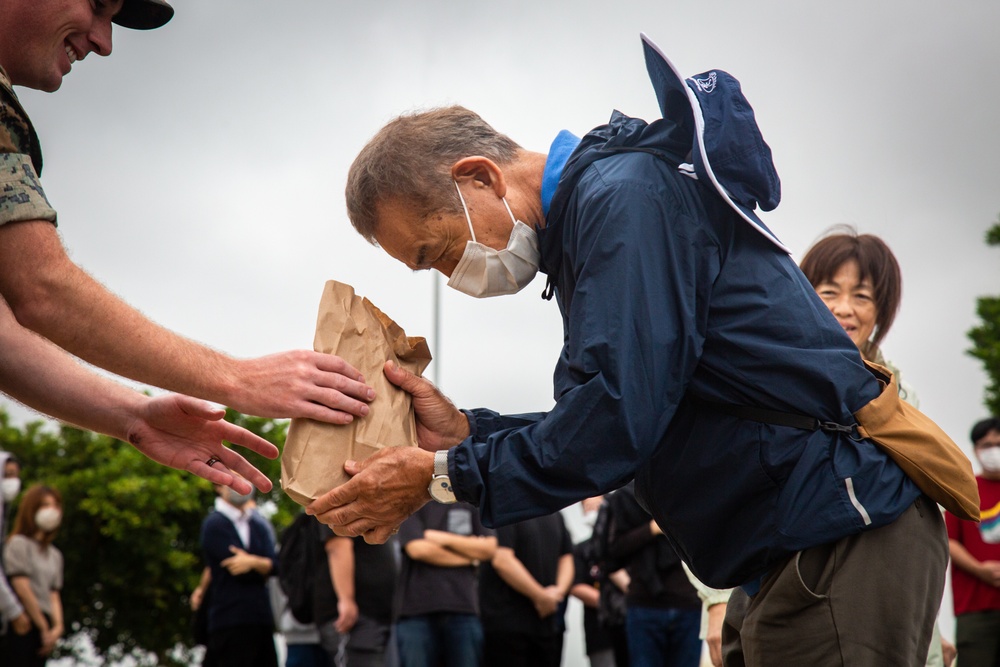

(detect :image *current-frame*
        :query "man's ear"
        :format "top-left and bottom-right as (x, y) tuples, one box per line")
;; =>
(451, 156), (506, 198)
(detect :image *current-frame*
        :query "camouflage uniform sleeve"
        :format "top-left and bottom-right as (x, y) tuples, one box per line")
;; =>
(0, 68), (57, 227)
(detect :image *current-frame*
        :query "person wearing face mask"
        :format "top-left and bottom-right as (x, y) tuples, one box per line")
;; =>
(1, 484), (63, 666)
(311, 36), (977, 666)
(0, 452), (31, 649)
(946, 417), (1000, 667)
(199, 482), (278, 667)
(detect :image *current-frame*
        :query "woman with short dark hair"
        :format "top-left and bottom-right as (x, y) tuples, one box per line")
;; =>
(801, 227), (954, 666)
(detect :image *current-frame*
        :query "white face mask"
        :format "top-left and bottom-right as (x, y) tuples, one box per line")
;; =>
(446, 180), (540, 298)
(978, 447), (1000, 473)
(35, 507), (62, 533)
(227, 488), (254, 508)
(1, 478), (21, 503)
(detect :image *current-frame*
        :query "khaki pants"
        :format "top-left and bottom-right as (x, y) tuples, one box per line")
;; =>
(722, 496), (947, 667)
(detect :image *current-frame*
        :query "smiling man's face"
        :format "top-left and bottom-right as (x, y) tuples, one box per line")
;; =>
(0, 0), (123, 92)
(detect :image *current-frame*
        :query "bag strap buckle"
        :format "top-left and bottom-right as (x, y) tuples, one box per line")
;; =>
(818, 421), (863, 441)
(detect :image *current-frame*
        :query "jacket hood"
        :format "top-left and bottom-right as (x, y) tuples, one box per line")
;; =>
(540, 110), (690, 280)
(543, 33), (787, 272)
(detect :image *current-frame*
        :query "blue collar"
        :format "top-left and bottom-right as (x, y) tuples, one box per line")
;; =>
(541, 130), (581, 218)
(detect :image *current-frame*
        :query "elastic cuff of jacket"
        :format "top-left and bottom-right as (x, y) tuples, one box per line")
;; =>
(464, 408), (504, 443)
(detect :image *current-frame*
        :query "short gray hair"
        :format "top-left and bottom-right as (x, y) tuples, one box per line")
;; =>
(345, 106), (521, 244)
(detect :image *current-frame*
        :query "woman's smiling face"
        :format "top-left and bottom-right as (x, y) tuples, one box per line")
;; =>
(815, 260), (878, 350)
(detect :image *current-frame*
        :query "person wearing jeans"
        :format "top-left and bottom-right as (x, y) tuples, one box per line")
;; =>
(395, 502), (496, 667)
(606, 483), (701, 667)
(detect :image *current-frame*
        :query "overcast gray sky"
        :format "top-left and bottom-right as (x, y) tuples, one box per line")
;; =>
(6, 0), (1000, 655)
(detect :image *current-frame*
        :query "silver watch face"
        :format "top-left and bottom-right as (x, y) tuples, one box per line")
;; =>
(428, 476), (457, 504)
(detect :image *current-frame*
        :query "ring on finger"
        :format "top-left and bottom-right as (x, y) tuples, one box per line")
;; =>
(206, 456), (222, 467)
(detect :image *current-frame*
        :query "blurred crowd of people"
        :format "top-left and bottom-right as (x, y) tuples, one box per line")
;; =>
(188, 477), (700, 667)
(0, 454), (66, 667)
(181, 419), (1000, 667)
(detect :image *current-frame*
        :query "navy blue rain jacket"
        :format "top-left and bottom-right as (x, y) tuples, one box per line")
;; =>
(449, 111), (919, 589)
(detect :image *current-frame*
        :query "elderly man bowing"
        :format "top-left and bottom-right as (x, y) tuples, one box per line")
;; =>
(310, 36), (966, 666)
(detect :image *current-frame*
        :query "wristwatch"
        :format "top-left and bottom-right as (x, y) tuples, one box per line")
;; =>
(428, 449), (457, 504)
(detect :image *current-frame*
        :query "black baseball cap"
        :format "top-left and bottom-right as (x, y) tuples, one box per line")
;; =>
(113, 0), (174, 30)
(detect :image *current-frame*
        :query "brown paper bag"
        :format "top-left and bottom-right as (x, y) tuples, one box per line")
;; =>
(280, 280), (432, 506)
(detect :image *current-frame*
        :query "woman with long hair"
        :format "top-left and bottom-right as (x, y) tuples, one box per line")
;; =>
(2, 484), (64, 667)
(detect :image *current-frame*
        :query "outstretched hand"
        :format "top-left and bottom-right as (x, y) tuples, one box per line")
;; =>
(125, 393), (278, 493)
(383, 360), (469, 450)
(307, 446), (435, 544)
(229, 351), (376, 425)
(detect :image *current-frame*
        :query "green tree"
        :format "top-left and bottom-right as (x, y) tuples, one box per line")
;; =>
(0, 407), (299, 664)
(967, 216), (1000, 415)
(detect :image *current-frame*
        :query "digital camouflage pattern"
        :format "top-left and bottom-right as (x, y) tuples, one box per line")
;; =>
(0, 66), (57, 226)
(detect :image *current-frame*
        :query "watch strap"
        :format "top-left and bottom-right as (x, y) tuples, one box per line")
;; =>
(434, 449), (450, 477)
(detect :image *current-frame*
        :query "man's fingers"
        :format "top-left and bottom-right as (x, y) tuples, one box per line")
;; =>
(190, 459), (241, 490)
(363, 525), (396, 544)
(383, 360), (427, 395)
(307, 482), (358, 518)
(311, 353), (376, 403)
(312, 353), (365, 384)
(328, 517), (377, 538)
(313, 376), (376, 405)
(218, 422), (279, 460)
(189, 449), (270, 493)
(294, 401), (363, 425)
(173, 394), (227, 421)
(215, 446), (274, 492)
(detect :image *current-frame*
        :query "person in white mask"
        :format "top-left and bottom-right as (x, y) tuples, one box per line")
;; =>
(1, 484), (64, 665)
(0, 451), (30, 642)
(946, 418), (1000, 667)
(199, 479), (278, 667)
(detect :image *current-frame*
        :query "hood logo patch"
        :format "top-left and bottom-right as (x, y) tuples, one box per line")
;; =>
(691, 72), (718, 94)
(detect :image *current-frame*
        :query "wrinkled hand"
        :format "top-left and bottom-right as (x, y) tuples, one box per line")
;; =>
(221, 546), (257, 575)
(307, 446), (434, 544)
(335, 599), (359, 634)
(383, 361), (469, 450)
(232, 352), (375, 424)
(707, 602), (727, 667)
(533, 586), (563, 618)
(10, 612), (30, 635)
(125, 393), (278, 493)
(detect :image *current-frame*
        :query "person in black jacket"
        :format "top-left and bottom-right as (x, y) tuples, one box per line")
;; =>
(606, 483), (700, 667)
(200, 483), (278, 667)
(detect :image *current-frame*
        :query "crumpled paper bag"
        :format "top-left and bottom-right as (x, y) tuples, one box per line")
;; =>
(280, 280), (432, 506)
